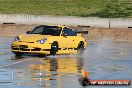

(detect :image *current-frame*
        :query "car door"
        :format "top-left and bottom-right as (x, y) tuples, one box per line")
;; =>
(62, 27), (75, 50)
(68, 28), (78, 49)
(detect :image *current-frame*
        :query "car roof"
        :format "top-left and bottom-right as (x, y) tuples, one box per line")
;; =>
(36, 25), (75, 31)
(37, 25), (66, 28)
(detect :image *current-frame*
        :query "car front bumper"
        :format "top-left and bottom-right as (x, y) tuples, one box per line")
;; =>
(11, 41), (51, 54)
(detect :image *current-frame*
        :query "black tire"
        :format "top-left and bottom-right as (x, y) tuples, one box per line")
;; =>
(50, 42), (58, 55)
(77, 42), (84, 55)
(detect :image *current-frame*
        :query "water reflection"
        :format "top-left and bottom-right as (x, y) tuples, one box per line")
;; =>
(8, 56), (84, 87)
(29, 56), (83, 80)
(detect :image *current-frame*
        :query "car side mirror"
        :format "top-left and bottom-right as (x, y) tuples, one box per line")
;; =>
(26, 31), (30, 34)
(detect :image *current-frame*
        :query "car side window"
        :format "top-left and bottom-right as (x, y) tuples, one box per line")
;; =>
(70, 29), (77, 36)
(62, 28), (71, 36)
(62, 27), (77, 36)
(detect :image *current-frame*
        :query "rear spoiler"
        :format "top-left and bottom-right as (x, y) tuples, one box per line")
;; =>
(77, 31), (88, 34)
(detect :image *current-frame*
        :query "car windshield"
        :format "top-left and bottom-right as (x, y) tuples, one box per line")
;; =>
(29, 26), (62, 36)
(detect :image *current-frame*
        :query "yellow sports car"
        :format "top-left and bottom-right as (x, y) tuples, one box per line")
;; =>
(11, 25), (88, 56)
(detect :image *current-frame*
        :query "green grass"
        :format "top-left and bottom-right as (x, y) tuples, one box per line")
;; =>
(0, 0), (131, 18)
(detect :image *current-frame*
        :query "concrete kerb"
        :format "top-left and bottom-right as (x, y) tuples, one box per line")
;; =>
(0, 14), (131, 28)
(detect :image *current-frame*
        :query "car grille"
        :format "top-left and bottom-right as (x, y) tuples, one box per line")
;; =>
(12, 47), (19, 50)
(19, 41), (34, 43)
(20, 48), (30, 51)
(12, 45), (41, 51)
(31, 48), (41, 51)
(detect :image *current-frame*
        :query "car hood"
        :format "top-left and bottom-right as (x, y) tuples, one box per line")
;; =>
(19, 34), (51, 42)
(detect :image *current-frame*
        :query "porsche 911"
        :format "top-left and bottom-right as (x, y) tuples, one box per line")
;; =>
(11, 25), (88, 56)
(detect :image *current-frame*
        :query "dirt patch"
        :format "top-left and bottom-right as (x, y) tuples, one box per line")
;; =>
(86, 28), (132, 41)
(0, 24), (132, 41)
(0, 24), (36, 36)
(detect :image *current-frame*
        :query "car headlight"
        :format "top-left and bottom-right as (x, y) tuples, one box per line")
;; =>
(12, 36), (20, 42)
(37, 38), (47, 44)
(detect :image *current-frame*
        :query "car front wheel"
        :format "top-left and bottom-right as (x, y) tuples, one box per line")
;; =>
(50, 42), (58, 55)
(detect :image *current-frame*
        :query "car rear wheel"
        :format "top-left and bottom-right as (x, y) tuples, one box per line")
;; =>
(77, 42), (84, 55)
(50, 42), (58, 55)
